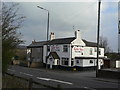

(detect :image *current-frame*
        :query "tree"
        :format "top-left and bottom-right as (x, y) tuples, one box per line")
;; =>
(99, 36), (111, 53)
(2, 2), (25, 73)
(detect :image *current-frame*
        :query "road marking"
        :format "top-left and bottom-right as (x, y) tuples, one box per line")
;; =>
(84, 86), (96, 90)
(19, 72), (33, 77)
(8, 69), (15, 72)
(36, 77), (72, 85)
(37, 77), (51, 81)
(50, 79), (73, 85)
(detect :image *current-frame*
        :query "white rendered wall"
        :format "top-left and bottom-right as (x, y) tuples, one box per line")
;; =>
(43, 45), (47, 63)
(116, 61), (120, 68)
(45, 44), (71, 66)
(118, 34), (120, 53)
(72, 46), (104, 58)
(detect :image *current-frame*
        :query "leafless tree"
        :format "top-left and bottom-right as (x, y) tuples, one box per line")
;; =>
(2, 2), (26, 73)
(99, 36), (111, 53)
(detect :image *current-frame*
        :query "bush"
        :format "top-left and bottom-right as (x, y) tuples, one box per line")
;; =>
(2, 75), (28, 88)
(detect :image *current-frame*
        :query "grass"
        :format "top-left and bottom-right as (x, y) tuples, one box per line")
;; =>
(2, 74), (28, 89)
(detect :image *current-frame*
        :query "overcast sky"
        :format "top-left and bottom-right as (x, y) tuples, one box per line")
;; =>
(4, 1), (119, 52)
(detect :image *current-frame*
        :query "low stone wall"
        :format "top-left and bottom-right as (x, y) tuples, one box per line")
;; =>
(98, 69), (120, 79)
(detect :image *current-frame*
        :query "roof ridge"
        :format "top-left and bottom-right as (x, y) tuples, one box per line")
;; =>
(52, 37), (75, 40)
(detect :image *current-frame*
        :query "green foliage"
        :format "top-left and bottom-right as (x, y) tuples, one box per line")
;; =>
(2, 2), (25, 74)
(2, 75), (28, 88)
(105, 53), (120, 60)
(15, 48), (26, 60)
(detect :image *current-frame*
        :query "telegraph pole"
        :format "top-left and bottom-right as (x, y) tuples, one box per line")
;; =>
(96, 0), (101, 77)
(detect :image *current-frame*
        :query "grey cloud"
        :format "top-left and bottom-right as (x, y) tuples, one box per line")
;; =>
(18, 2), (117, 52)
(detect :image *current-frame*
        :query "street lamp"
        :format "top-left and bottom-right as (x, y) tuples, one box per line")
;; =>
(37, 6), (50, 70)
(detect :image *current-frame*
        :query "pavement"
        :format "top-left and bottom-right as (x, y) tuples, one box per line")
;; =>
(7, 65), (120, 89)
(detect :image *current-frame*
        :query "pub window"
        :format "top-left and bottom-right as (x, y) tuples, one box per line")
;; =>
(71, 61), (74, 66)
(47, 46), (50, 51)
(81, 52), (83, 55)
(76, 60), (79, 64)
(99, 49), (101, 55)
(62, 57), (69, 65)
(94, 48), (97, 52)
(90, 60), (93, 64)
(90, 48), (93, 55)
(63, 45), (68, 52)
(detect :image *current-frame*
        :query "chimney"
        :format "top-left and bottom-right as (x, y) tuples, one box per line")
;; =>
(75, 30), (81, 39)
(32, 39), (36, 43)
(50, 32), (55, 40)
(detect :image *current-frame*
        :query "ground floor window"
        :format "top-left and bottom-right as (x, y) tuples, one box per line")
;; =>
(71, 61), (74, 66)
(90, 60), (93, 64)
(76, 60), (79, 64)
(57, 60), (59, 65)
(62, 57), (69, 65)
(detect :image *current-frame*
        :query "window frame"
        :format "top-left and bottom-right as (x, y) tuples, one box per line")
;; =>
(90, 60), (93, 64)
(63, 45), (68, 52)
(90, 48), (93, 55)
(62, 57), (69, 65)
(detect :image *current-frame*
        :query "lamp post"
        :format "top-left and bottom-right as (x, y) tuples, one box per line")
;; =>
(37, 6), (49, 70)
(96, 0), (101, 77)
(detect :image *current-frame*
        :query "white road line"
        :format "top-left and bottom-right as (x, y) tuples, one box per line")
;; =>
(84, 86), (96, 90)
(8, 69), (15, 72)
(36, 77), (73, 85)
(37, 77), (51, 81)
(50, 79), (73, 85)
(19, 72), (33, 77)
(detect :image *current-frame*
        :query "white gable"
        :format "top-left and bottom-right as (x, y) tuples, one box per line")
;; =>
(71, 38), (86, 46)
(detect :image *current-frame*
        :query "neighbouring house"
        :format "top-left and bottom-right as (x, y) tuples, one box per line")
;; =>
(110, 59), (120, 68)
(27, 30), (105, 69)
(103, 53), (120, 68)
(103, 60), (120, 69)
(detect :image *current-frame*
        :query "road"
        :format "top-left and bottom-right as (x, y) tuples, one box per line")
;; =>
(7, 65), (119, 89)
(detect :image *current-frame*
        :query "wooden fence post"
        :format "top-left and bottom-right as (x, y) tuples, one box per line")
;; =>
(28, 78), (32, 90)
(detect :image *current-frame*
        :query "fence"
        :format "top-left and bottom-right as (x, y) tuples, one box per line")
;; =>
(4, 72), (61, 89)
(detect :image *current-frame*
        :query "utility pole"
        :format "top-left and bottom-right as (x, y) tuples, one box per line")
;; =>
(96, 0), (101, 77)
(118, 21), (120, 54)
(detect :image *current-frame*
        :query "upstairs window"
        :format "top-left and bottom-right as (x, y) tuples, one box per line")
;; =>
(63, 45), (68, 52)
(47, 46), (50, 51)
(90, 48), (93, 55)
(99, 49), (101, 55)
(94, 48), (97, 52)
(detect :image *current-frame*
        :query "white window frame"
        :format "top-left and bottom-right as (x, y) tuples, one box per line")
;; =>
(63, 45), (68, 52)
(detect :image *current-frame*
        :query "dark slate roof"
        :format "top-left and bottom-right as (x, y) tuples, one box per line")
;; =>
(82, 39), (98, 47)
(47, 37), (75, 45)
(75, 57), (105, 59)
(48, 52), (60, 59)
(27, 41), (48, 48)
(27, 37), (102, 48)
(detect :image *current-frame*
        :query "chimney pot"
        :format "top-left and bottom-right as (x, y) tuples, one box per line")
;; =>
(75, 30), (81, 39)
(50, 32), (55, 40)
